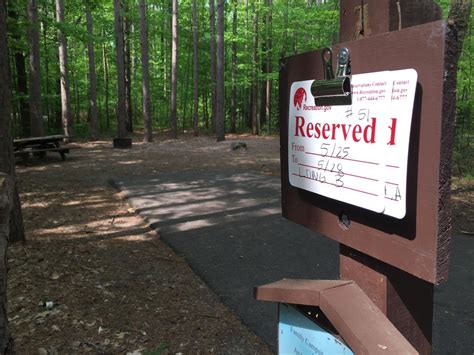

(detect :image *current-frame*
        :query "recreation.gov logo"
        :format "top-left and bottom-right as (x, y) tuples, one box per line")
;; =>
(293, 87), (307, 110)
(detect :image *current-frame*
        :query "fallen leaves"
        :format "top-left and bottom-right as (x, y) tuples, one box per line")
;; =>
(7, 135), (282, 354)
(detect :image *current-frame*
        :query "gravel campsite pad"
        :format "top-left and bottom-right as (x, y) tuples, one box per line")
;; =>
(7, 132), (474, 354)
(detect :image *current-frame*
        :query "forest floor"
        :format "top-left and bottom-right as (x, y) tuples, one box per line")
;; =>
(6, 132), (474, 354)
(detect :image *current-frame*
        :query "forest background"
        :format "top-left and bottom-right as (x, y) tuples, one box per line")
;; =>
(5, 0), (473, 176)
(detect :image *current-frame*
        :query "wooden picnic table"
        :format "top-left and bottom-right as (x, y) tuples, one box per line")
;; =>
(13, 135), (75, 161)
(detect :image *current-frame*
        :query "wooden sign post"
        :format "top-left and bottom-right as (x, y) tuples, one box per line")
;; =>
(257, 0), (459, 353)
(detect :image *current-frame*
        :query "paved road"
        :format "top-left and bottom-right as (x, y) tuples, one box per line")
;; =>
(113, 170), (473, 353)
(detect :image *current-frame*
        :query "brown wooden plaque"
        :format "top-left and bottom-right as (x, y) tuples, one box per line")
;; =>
(280, 20), (456, 284)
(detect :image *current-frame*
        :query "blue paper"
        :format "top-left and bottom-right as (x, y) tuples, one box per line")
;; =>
(279, 304), (353, 355)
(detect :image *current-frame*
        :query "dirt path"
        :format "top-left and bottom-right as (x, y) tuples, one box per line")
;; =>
(7, 132), (473, 354)
(8, 133), (278, 354)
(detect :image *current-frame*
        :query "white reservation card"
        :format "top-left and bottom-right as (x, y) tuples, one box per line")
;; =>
(288, 69), (418, 219)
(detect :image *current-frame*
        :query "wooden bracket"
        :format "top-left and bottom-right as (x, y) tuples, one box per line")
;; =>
(256, 279), (418, 354)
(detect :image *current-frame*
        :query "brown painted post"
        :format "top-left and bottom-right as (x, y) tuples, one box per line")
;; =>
(337, 1), (454, 353)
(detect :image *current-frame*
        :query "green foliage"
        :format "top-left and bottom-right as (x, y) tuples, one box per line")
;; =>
(5, 0), (472, 177)
(435, 0), (474, 177)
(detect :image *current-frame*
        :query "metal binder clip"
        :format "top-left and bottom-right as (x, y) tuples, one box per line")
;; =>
(311, 47), (352, 106)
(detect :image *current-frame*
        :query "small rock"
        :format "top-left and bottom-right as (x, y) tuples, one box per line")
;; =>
(38, 348), (48, 355)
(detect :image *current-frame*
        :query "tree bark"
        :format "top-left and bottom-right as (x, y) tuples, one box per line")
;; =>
(56, 0), (73, 139)
(124, 5), (133, 133)
(170, 0), (178, 139)
(230, 0), (237, 133)
(8, 9), (30, 137)
(448, 0), (472, 57)
(215, 0), (225, 141)
(265, 0), (272, 134)
(139, 0), (152, 142)
(86, 8), (99, 140)
(251, 1), (259, 135)
(113, 0), (128, 139)
(192, 0), (199, 136)
(209, 0), (217, 132)
(42, 3), (51, 130)
(281, 0), (289, 58)
(27, 0), (43, 137)
(0, 175), (14, 355)
(102, 37), (110, 130)
(2, 0), (25, 246)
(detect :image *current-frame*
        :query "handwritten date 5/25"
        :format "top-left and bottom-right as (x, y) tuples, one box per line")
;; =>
(320, 143), (350, 159)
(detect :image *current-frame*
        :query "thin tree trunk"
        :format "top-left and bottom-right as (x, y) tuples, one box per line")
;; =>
(56, 0), (73, 139)
(251, 1), (259, 135)
(209, 0), (217, 132)
(259, 4), (267, 129)
(27, 0), (43, 137)
(86, 9), (99, 140)
(124, 5), (133, 133)
(42, 4), (51, 129)
(14, 54), (29, 138)
(265, 0), (272, 134)
(192, 0), (199, 136)
(170, 0), (178, 139)
(182, 36), (191, 132)
(204, 89), (209, 129)
(215, 0), (225, 141)
(8, 9), (30, 137)
(281, 0), (289, 58)
(71, 69), (79, 123)
(139, 0), (152, 142)
(101, 38), (110, 130)
(230, 0), (237, 133)
(113, 0), (128, 139)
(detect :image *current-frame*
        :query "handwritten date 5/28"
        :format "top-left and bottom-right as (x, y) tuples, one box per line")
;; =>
(316, 160), (345, 187)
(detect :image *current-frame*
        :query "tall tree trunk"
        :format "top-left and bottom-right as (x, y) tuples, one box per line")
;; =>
(14, 53), (29, 137)
(0, 174), (14, 354)
(42, 3), (51, 129)
(1, 1), (25, 254)
(449, 0), (472, 56)
(27, 0), (43, 137)
(113, 0), (128, 139)
(265, 0), (272, 134)
(86, 8), (99, 140)
(251, 1), (259, 135)
(192, 0), (199, 136)
(215, 0), (225, 141)
(124, 5), (133, 133)
(259, 3), (267, 129)
(204, 89), (209, 129)
(56, 0), (73, 138)
(71, 69), (79, 123)
(101, 38), (110, 130)
(230, 0), (237, 133)
(139, 0), (152, 142)
(170, 0), (178, 139)
(8, 9), (30, 137)
(209, 0), (217, 132)
(281, 0), (289, 58)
